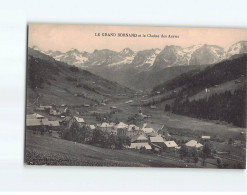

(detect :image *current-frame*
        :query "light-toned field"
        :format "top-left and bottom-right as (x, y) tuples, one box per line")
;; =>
(95, 96), (246, 136)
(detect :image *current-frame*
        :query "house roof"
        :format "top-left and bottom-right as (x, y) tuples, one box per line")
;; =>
(100, 122), (114, 128)
(142, 127), (154, 134)
(48, 121), (60, 127)
(164, 141), (178, 148)
(150, 136), (164, 143)
(89, 125), (96, 130)
(146, 132), (158, 137)
(127, 124), (140, 131)
(115, 122), (128, 129)
(74, 116), (85, 123)
(26, 114), (36, 119)
(185, 140), (203, 148)
(128, 143), (152, 150)
(201, 136), (211, 139)
(26, 113), (45, 119)
(131, 134), (148, 142)
(26, 118), (49, 126)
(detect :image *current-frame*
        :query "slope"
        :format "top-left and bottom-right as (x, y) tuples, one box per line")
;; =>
(26, 48), (134, 109)
(150, 54), (247, 127)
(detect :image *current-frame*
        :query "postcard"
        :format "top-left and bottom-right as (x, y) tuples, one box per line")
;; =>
(25, 24), (246, 168)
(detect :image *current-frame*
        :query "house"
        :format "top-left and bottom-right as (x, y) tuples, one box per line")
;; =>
(74, 116), (85, 123)
(74, 116), (85, 127)
(131, 134), (148, 143)
(128, 124), (140, 131)
(164, 141), (178, 149)
(40, 105), (52, 111)
(125, 124), (143, 137)
(129, 143), (152, 150)
(115, 122), (129, 136)
(89, 125), (96, 130)
(48, 120), (60, 126)
(115, 122), (128, 129)
(26, 118), (49, 130)
(150, 136), (166, 148)
(142, 123), (155, 134)
(142, 127), (154, 134)
(185, 140), (203, 148)
(35, 107), (45, 111)
(128, 134), (151, 150)
(47, 120), (60, 130)
(201, 136), (211, 140)
(146, 132), (158, 137)
(60, 116), (85, 128)
(150, 105), (157, 109)
(26, 113), (45, 119)
(99, 122), (116, 134)
(49, 109), (61, 116)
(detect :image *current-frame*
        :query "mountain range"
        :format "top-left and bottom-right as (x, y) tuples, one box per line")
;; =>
(33, 41), (247, 69)
(31, 41), (247, 90)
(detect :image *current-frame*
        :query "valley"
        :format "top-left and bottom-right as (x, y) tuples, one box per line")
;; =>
(25, 44), (246, 169)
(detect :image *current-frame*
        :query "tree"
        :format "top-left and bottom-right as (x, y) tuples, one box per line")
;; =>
(165, 104), (171, 111)
(202, 142), (212, 167)
(179, 145), (188, 159)
(217, 158), (222, 168)
(191, 148), (199, 165)
(203, 142), (211, 158)
(228, 138), (233, 145)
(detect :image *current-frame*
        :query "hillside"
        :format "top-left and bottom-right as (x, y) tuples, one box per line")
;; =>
(153, 54), (247, 95)
(149, 54), (247, 127)
(26, 48), (134, 110)
(25, 132), (188, 167)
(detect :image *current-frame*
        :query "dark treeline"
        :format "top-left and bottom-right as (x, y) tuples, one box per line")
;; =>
(170, 87), (246, 128)
(153, 54), (247, 96)
(28, 56), (59, 89)
(60, 122), (130, 149)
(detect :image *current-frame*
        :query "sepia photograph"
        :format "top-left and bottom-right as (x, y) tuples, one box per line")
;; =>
(25, 24), (247, 169)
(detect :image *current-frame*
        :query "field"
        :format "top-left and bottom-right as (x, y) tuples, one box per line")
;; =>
(25, 131), (189, 167)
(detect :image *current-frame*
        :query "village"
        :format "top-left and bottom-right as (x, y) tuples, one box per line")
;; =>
(25, 95), (246, 168)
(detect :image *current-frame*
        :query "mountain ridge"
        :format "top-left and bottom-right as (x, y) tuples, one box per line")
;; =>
(32, 41), (247, 70)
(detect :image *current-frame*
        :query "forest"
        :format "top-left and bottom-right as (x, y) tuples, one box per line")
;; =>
(169, 87), (246, 128)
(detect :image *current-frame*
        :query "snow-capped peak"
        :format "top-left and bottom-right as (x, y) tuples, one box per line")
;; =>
(227, 41), (247, 57)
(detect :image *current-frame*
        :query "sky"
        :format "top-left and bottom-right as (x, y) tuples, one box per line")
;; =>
(28, 24), (247, 53)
